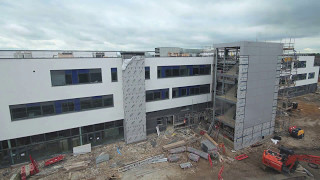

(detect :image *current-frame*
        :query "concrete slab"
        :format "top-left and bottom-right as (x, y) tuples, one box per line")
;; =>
(188, 153), (200, 162)
(169, 146), (186, 154)
(73, 143), (91, 156)
(168, 154), (180, 162)
(187, 147), (209, 160)
(201, 140), (218, 154)
(180, 162), (192, 169)
(96, 153), (110, 164)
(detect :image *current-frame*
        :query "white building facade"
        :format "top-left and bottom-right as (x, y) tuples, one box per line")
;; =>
(280, 55), (319, 96)
(0, 47), (318, 167)
(0, 50), (213, 166)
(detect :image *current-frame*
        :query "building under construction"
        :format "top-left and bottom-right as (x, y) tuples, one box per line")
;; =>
(0, 41), (318, 167)
(211, 42), (282, 150)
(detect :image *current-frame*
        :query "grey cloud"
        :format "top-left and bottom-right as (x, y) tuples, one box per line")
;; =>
(0, 0), (319, 52)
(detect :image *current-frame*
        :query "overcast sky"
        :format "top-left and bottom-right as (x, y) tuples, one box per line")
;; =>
(0, 0), (320, 52)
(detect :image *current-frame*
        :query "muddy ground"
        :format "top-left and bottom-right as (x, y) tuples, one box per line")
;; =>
(0, 93), (319, 180)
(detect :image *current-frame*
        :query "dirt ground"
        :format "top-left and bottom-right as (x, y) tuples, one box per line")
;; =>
(1, 93), (320, 180)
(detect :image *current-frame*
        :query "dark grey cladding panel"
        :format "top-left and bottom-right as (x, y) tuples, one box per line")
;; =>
(122, 56), (147, 144)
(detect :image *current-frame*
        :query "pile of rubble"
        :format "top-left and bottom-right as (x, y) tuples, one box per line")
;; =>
(3, 127), (244, 180)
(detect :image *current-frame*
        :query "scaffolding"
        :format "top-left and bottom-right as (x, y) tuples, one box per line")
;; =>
(276, 39), (299, 133)
(208, 46), (249, 143)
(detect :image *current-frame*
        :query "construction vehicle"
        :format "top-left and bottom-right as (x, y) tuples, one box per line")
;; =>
(262, 146), (320, 173)
(288, 126), (304, 139)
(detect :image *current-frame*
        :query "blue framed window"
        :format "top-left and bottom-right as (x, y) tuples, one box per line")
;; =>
(9, 95), (114, 121)
(111, 68), (118, 82)
(292, 73), (307, 81)
(51, 68), (102, 86)
(157, 64), (211, 78)
(293, 61), (306, 68)
(145, 67), (150, 79)
(172, 84), (210, 98)
(308, 72), (315, 79)
(146, 89), (169, 102)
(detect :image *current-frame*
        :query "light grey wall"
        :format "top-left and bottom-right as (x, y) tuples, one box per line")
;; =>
(0, 58), (124, 141)
(122, 56), (147, 144)
(234, 42), (283, 150)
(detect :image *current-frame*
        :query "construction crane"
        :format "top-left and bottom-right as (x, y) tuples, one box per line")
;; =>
(262, 146), (320, 173)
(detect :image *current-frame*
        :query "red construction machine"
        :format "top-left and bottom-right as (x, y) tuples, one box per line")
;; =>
(262, 146), (320, 173)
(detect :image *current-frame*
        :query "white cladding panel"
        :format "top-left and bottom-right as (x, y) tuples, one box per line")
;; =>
(295, 56), (319, 86)
(145, 57), (213, 112)
(0, 56), (213, 141)
(0, 58), (124, 141)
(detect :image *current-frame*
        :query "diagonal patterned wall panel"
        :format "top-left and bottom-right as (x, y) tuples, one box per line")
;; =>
(122, 56), (147, 144)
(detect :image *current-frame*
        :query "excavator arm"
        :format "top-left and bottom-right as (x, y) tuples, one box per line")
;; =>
(285, 154), (320, 170)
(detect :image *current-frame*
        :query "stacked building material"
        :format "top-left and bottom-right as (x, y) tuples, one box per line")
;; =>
(163, 140), (186, 151)
(188, 153), (200, 162)
(168, 154), (180, 162)
(169, 146), (186, 154)
(201, 139), (219, 158)
(187, 147), (209, 160)
(180, 162), (192, 169)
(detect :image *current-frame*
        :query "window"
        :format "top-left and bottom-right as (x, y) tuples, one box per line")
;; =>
(294, 61), (306, 68)
(292, 73), (307, 81)
(10, 106), (27, 120)
(172, 88), (179, 98)
(115, 120), (123, 127)
(157, 67), (161, 78)
(193, 66), (200, 75)
(190, 86), (200, 95)
(204, 65), (211, 74)
(165, 68), (172, 77)
(65, 74), (72, 85)
(308, 72), (315, 79)
(299, 73), (307, 80)
(157, 64), (211, 78)
(94, 123), (105, 131)
(92, 97), (103, 108)
(111, 68), (118, 82)
(172, 67), (180, 77)
(90, 69), (102, 82)
(179, 66), (188, 76)
(181, 88), (187, 96)
(154, 91), (161, 100)
(61, 101), (74, 113)
(51, 69), (102, 86)
(105, 122), (114, 129)
(103, 96), (114, 107)
(172, 84), (210, 98)
(165, 90), (169, 99)
(78, 71), (90, 83)
(200, 84), (210, 94)
(26, 104), (41, 118)
(31, 134), (45, 143)
(80, 98), (92, 110)
(146, 91), (154, 101)
(9, 95), (114, 121)
(41, 103), (55, 115)
(145, 67), (150, 79)
(146, 89), (169, 102)
(51, 71), (66, 86)
(157, 118), (163, 125)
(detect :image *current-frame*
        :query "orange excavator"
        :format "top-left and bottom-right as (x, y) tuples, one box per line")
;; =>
(262, 146), (320, 173)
